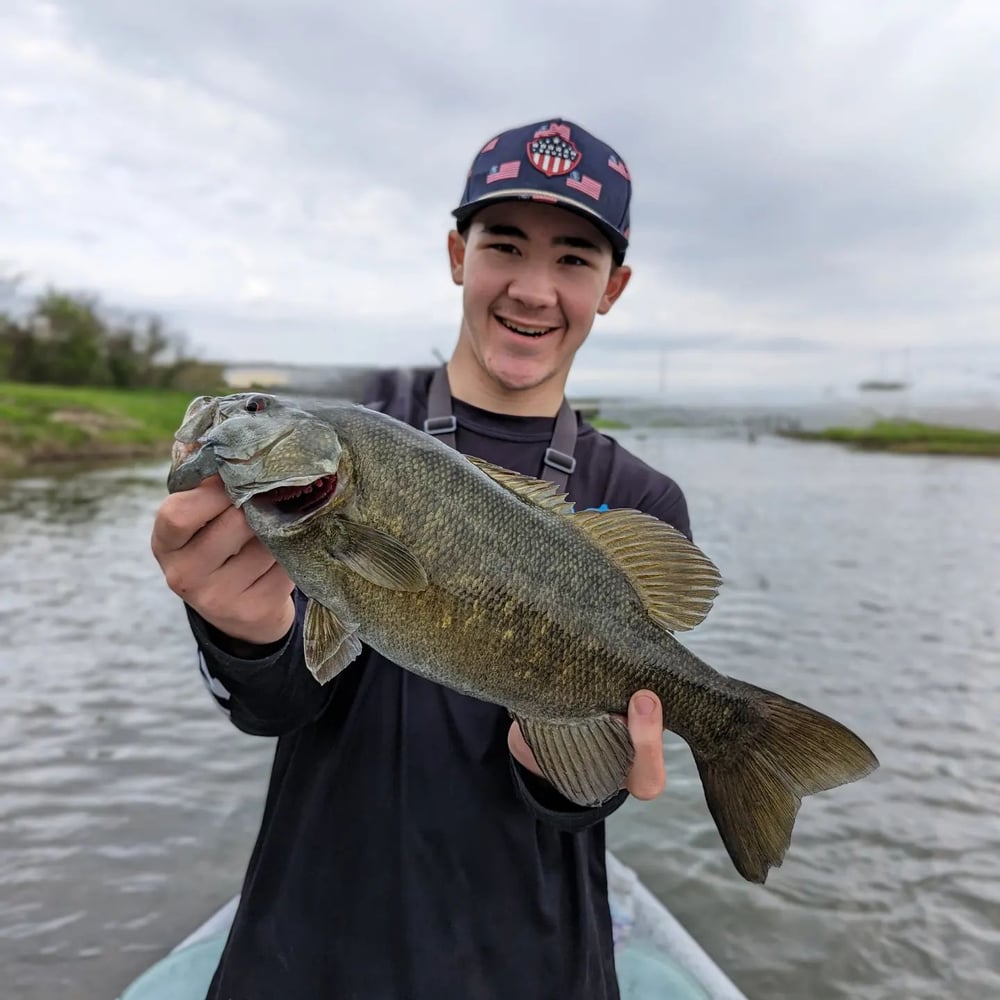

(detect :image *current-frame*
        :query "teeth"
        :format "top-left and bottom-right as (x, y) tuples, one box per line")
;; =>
(498, 317), (552, 337)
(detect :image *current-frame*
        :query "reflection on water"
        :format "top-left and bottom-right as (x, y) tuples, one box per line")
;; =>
(1, 433), (999, 1000)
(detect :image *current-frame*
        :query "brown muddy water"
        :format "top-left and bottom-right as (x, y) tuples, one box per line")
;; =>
(1, 427), (998, 999)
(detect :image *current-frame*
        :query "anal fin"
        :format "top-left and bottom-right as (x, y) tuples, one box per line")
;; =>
(515, 713), (635, 807)
(304, 598), (362, 684)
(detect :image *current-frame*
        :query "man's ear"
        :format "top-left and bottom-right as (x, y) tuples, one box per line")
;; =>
(597, 264), (632, 315)
(447, 230), (466, 286)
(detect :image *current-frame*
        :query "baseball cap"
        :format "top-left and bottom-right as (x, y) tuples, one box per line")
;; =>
(452, 118), (632, 263)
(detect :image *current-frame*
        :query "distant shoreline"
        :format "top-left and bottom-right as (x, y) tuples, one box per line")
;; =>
(778, 420), (1000, 457)
(3, 384), (998, 477)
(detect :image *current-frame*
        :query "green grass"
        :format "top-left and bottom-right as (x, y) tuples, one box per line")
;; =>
(590, 416), (631, 431)
(0, 382), (202, 470)
(781, 419), (1000, 457)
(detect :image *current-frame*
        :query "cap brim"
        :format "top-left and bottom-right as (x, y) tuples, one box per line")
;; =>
(452, 190), (627, 260)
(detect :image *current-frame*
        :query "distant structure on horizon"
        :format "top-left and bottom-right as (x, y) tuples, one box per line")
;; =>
(858, 379), (909, 392)
(858, 349), (912, 393)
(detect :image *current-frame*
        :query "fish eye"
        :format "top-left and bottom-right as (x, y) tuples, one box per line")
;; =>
(245, 395), (269, 414)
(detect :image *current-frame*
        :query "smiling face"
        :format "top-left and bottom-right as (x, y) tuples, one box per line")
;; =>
(446, 201), (632, 414)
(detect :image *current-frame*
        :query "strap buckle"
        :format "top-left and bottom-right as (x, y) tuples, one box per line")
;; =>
(543, 448), (576, 476)
(424, 416), (457, 436)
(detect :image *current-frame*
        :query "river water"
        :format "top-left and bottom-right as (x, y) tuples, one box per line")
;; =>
(1, 428), (998, 1000)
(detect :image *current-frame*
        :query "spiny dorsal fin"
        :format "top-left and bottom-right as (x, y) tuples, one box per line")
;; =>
(466, 456), (575, 514)
(571, 509), (722, 632)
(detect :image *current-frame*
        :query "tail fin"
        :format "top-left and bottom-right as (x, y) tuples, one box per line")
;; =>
(694, 685), (878, 883)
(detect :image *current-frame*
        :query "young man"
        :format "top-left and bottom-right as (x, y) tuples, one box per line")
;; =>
(151, 118), (693, 999)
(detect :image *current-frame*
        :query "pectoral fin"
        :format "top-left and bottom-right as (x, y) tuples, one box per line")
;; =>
(331, 522), (428, 592)
(514, 713), (635, 807)
(304, 598), (362, 684)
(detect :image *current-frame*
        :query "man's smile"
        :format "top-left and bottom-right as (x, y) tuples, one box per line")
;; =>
(495, 314), (559, 338)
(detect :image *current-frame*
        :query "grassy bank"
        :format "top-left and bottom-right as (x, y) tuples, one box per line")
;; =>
(780, 419), (1000, 457)
(590, 416), (631, 431)
(0, 382), (200, 473)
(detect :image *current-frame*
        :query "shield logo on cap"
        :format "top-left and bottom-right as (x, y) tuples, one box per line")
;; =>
(526, 124), (582, 178)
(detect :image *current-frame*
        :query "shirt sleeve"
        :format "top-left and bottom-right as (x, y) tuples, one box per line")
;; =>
(509, 757), (629, 832)
(598, 435), (694, 541)
(648, 479), (692, 540)
(186, 589), (353, 737)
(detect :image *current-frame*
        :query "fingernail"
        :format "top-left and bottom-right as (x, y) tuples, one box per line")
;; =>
(636, 695), (655, 717)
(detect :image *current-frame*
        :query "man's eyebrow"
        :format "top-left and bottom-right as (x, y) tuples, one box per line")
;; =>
(483, 224), (528, 239)
(482, 223), (605, 254)
(553, 235), (604, 253)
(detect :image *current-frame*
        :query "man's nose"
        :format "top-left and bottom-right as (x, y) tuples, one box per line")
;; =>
(507, 268), (558, 310)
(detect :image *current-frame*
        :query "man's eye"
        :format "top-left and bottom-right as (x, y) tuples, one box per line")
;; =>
(561, 254), (589, 267)
(489, 243), (520, 255)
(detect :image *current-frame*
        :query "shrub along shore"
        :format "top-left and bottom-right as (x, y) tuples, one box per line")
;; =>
(0, 382), (198, 473)
(779, 419), (1000, 457)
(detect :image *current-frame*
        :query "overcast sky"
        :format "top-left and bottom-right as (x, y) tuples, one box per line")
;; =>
(1, 0), (998, 400)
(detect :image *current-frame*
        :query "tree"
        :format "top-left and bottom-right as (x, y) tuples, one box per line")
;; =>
(0, 272), (216, 390)
(30, 291), (109, 385)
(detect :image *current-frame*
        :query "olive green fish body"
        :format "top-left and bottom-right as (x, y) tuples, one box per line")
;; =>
(169, 394), (879, 884)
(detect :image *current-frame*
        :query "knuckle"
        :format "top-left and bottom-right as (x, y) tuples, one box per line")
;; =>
(163, 564), (192, 597)
(157, 496), (190, 533)
(197, 583), (230, 620)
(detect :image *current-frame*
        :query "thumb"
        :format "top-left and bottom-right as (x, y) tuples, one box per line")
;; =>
(508, 720), (544, 778)
(626, 691), (666, 800)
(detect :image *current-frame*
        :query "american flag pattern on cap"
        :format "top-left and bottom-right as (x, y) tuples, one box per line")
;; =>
(486, 161), (520, 183)
(566, 171), (602, 200)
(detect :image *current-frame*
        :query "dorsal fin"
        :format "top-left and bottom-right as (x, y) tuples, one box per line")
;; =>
(571, 509), (722, 632)
(466, 454), (721, 632)
(466, 456), (575, 514)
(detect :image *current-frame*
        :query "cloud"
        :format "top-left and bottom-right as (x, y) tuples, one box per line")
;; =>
(1, 0), (998, 397)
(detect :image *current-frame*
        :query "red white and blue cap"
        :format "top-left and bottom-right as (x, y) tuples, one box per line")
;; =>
(452, 118), (633, 263)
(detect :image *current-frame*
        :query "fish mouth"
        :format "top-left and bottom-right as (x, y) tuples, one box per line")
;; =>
(249, 474), (339, 522)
